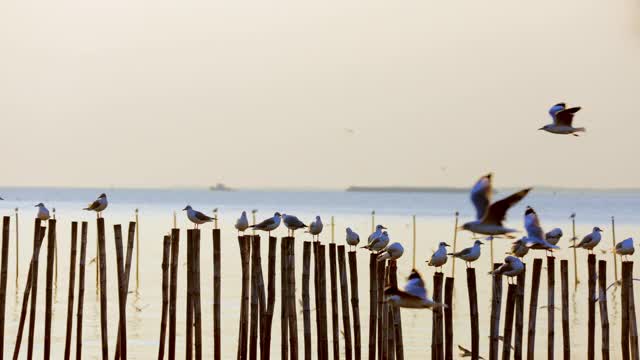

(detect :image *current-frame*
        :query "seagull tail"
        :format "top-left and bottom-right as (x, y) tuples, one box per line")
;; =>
(431, 302), (448, 310)
(83, 207), (91, 211)
(575, 127), (586, 132)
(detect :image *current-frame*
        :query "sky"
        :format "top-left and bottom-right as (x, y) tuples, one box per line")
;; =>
(1, 0), (639, 189)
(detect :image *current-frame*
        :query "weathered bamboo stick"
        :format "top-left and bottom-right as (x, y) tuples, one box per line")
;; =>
(560, 260), (570, 360)
(547, 256), (555, 360)
(14, 209), (19, 287)
(280, 236), (289, 360)
(611, 216), (619, 283)
(114, 225), (128, 359)
(598, 260), (610, 360)
(329, 243), (340, 360)
(76, 222), (88, 360)
(255, 236), (266, 359)
(115, 221), (137, 360)
(169, 228), (180, 360)
(97, 217), (109, 359)
(389, 261), (403, 360)
(433, 272), (444, 360)
(338, 245), (353, 360)
(514, 264), (526, 360)
(526, 258), (543, 360)
(501, 284), (517, 360)
(314, 241), (322, 360)
(213, 229), (221, 360)
(444, 277), (453, 360)
(63, 222), (78, 360)
(0, 216), (10, 359)
(185, 230), (194, 360)
(622, 261), (631, 360)
(376, 259), (385, 360)
(158, 235), (171, 360)
(319, 243), (329, 360)
(250, 236), (260, 360)
(27, 223), (45, 360)
(489, 264), (503, 360)
(571, 214), (578, 286)
(387, 304), (395, 360)
(262, 236), (277, 359)
(287, 237), (299, 360)
(467, 267), (479, 360)
(136, 209), (140, 290)
(303, 241), (312, 360)
(588, 254), (596, 360)
(625, 261), (639, 360)
(369, 253), (378, 360)
(193, 230), (203, 360)
(237, 235), (251, 360)
(349, 251), (362, 360)
(44, 219), (57, 359)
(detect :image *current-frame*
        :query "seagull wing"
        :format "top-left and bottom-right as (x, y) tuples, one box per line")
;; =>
(576, 233), (592, 248)
(554, 107), (581, 126)
(492, 262), (512, 275)
(404, 273), (428, 300)
(470, 175), (492, 220)
(453, 247), (473, 258)
(194, 211), (214, 222)
(482, 188), (531, 225)
(253, 217), (275, 228)
(84, 199), (101, 210)
(525, 210), (544, 240)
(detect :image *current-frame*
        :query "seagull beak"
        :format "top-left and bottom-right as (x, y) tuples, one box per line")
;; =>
(182, 207), (187, 211)
(538, 127), (544, 131)
(381, 226), (387, 230)
(479, 241), (485, 245)
(445, 243), (451, 247)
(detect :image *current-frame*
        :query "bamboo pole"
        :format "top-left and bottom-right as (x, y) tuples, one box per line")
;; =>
(303, 241), (312, 360)
(213, 229), (221, 360)
(136, 209), (140, 290)
(262, 236), (277, 359)
(256, 236), (267, 359)
(432, 272), (444, 360)
(185, 231), (193, 360)
(371, 211), (375, 233)
(287, 237), (299, 359)
(158, 235), (171, 360)
(598, 260), (610, 360)
(250, 236), (260, 360)
(526, 258), (543, 360)
(329, 243), (340, 360)
(626, 261), (639, 360)
(44, 219), (57, 359)
(444, 276), (454, 360)
(115, 221), (136, 360)
(319, 243), (329, 360)
(338, 245), (353, 360)
(0, 216), (9, 359)
(622, 261), (631, 360)
(514, 264), (526, 360)
(113, 225), (128, 359)
(76, 222), (88, 359)
(560, 261), (570, 360)
(168, 228), (180, 360)
(63, 222), (78, 360)
(547, 256), (555, 360)
(588, 254), (596, 360)
(14, 209), (18, 287)
(389, 261), (403, 360)
(380, 261), (388, 360)
(450, 212), (459, 277)
(53, 209), (58, 287)
(237, 235), (251, 360)
(412, 215), (416, 268)
(193, 230), (203, 360)
(314, 241), (322, 360)
(489, 264), (503, 360)
(466, 267), (479, 360)
(27, 223), (45, 360)
(96, 217), (109, 359)
(501, 284), (517, 360)
(369, 253), (378, 360)
(571, 214), (578, 285)
(612, 216), (619, 283)
(348, 251), (362, 360)
(280, 236), (289, 360)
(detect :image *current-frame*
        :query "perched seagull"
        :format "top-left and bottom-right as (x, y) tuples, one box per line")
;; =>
(283, 214), (307, 237)
(491, 256), (525, 283)
(461, 173), (531, 236)
(377, 242), (404, 262)
(345, 227), (360, 251)
(249, 212), (282, 237)
(35, 203), (50, 221)
(235, 211), (249, 235)
(367, 225), (387, 244)
(539, 103), (585, 136)
(183, 205), (217, 229)
(84, 193), (108, 218)
(545, 228), (563, 246)
(427, 242), (450, 271)
(307, 216), (323, 241)
(363, 231), (390, 252)
(523, 207), (560, 254)
(570, 227), (603, 253)
(615, 237), (635, 260)
(449, 240), (484, 268)
(507, 239), (529, 258)
(384, 269), (445, 310)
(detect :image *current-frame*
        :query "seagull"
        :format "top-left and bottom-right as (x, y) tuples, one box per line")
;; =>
(35, 203), (50, 221)
(307, 216), (323, 241)
(427, 242), (450, 271)
(249, 212), (282, 237)
(384, 269), (446, 310)
(365, 225), (386, 246)
(235, 211), (249, 235)
(538, 103), (585, 136)
(449, 240), (484, 268)
(84, 193), (108, 218)
(460, 173), (531, 236)
(570, 227), (603, 254)
(345, 227), (360, 251)
(362, 231), (390, 252)
(522, 207), (560, 254)
(507, 239), (529, 258)
(491, 256), (525, 283)
(615, 237), (635, 260)
(183, 205), (217, 229)
(545, 228), (563, 246)
(283, 214), (307, 237)
(377, 242), (404, 262)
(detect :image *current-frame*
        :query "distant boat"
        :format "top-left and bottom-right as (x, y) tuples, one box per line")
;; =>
(209, 183), (233, 191)
(346, 186), (467, 193)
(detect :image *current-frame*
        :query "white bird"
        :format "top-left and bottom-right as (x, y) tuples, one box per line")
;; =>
(615, 237), (635, 260)
(377, 242), (404, 262)
(249, 212), (282, 237)
(235, 211), (249, 235)
(507, 239), (529, 258)
(491, 256), (525, 283)
(363, 231), (389, 252)
(427, 242), (450, 271)
(345, 227), (360, 251)
(449, 240), (484, 267)
(570, 227), (603, 253)
(523, 207), (560, 253)
(307, 216), (323, 240)
(366, 224), (386, 245)
(183, 205), (217, 229)
(384, 269), (446, 310)
(545, 228), (563, 246)
(282, 214), (307, 236)
(84, 193), (108, 218)
(460, 174), (531, 236)
(538, 103), (585, 136)
(35, 203), (50, 221)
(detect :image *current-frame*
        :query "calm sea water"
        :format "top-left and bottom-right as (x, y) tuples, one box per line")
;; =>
(0, 187), (637, 359)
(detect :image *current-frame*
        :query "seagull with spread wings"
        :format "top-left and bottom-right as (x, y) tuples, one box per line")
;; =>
(384, 269), (445, 310)
(84, 193), (108, 218)
(538, 103), (585, 136)
(183, 205), (217, 229)
(522, 206), (560, 254)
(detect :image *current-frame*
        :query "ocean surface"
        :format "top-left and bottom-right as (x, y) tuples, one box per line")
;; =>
(0, 186), (637, 359)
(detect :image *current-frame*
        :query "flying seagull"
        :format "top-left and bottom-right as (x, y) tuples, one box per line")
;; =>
(84, 193), (108, 218)
(507, 239), (529, 258)
(384, 269), (446, 310)
(539, 103), (585, 136)
(183, 205), (217, 229)
(522, 207), (560, 254)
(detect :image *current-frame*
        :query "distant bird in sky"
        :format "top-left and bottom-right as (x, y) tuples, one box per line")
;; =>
(363, 230), (389, 252)
(307, 216), (323, 240)
(507, 239), (529, 258)
(84, 193), (108, 218)
(449, 240), (484, 267)
(377, 242), (404, 261)
(545, 228), (563, 246)
(183, 205), (216, 229)
(249, 212), (282, 237)
(570, 226), (603, 253)
(460, 173), (531, 236)
(283, 214), (307, 236)
(345, 227), (360, 251)
(491, 256), (525, 283)
(615, 237), (635, 260)
(427, 242), (450, 271)
(384, 269), (445, 310)
(539, 103), (585, 136)
(235, 211), (249, 235)
(35, 203), (50, 221)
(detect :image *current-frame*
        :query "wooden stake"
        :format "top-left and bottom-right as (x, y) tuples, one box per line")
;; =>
(432, 272), (444, 360)
(27, 223), (45, 360)
(444, 276), (454, 360)
(389, 261), (403, 360)
(287, 237), (299, 359)
(612, 216), (619, 283)
(113, 225), (128, 359)
(262, 236), (277, 359)
(369, 254), (378, 360)
(626, 261), (639, 360)
(63, 222), (78, 360)
(329, 243), (340, 360)
(338, 245), (353, 360)
(547, 256), (555, 360)
(622, 261), (631, 360)
(466, 267), (479, 360)
(237, 235), (250, 360)
(598, 260), (610, 360)
(526, 258), (543, 360)
(514, 264), (526, 360)
(213, 229), (221, 360)
(588, 254), (596, 360)
(158, 235), (171, 360)
(185, 230), (193, 360)
(348, 251), (362, 360)
(76, 222), (88, 360)
(560, 260), (570, 360)
(115, 221), (137, 360)
(44, 219), (57, 359)
(280, 236), (289, 360)
(380, 261), (388, 360)
(303, 241), (312, 360)
(168, 228), (180, 360)
(0, 216), (10, 359)
(319, 244), (329, 360)
(489, 264), (503, 360)
(193, 230), (203, 360)
(501, 284), (517, 360)
(250, 236), (260, 360)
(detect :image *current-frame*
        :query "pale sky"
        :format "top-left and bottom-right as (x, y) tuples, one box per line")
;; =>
(1, 0), (639, 189)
